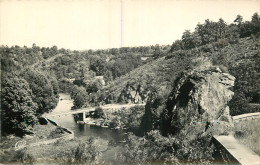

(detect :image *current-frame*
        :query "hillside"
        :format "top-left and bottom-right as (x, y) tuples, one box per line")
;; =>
(1, 12), (260, 164)
(99, 37), (260, 116)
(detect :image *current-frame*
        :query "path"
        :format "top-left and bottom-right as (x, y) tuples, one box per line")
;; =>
(214, 135), (260, 165)
(213, 112), (260, 165)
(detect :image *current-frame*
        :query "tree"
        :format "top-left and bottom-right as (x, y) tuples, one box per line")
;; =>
(140, 88), (163, 136)
(50, 45), (58, 56)
(70, 85), (89, 109)
(110, 53), (141, 79)
(93, 107), (105, 119)
(195, 19), (221, 45)
(169, 40), (183, 53)
(225, 24), (240, 44)
(22, 69), (59, 115)
(1, 75), (37, 136)
(126, 105), (145, 134)
(234, 15), (243, 24)
(251, 12), (260, 36)
(217, 18), (227, 40)
(109, 48), (119, 55)
(181, 30), (202, 49)
(229, 91), (251, 116)
(152, 44), (162, 59)
(89, 56), (106, 76)
(229, 53), (260, 114)
(85, 78), (103, 94)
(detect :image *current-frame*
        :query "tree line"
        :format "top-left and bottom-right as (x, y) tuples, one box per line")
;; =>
(1, 12), (259, 138)
(0, 39), (170, 136)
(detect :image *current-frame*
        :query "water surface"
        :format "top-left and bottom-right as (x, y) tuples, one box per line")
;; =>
(45, 93), (124, 161)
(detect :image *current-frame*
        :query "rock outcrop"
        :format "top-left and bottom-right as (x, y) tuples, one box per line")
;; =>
(118, 84), (147, 104)
(161, 65), (235, 136)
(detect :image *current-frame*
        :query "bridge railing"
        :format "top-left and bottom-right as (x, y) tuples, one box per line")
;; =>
(45, 103), (145, 117)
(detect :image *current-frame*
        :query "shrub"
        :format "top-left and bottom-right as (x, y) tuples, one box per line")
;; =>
(116, 131), (179, 164)
(16, 148), (35, 164)
(48, 127), (66, 139)
(54, 137), (102, 164)
(93, 107), (105, 119)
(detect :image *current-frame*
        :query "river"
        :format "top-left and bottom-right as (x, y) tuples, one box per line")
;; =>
(45, 93), (124, 162)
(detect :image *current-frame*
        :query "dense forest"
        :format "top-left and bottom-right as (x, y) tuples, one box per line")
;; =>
(1, 12), (260, 164)
(1, 36), (170, 135)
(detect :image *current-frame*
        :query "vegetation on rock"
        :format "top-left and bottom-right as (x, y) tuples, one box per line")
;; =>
(1, 12), (259, 164)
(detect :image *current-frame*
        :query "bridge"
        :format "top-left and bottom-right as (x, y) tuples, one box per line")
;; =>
(44, 103), (145, 118)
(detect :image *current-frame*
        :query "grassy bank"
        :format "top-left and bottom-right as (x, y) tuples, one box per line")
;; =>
(0, 121), (72, 164)
(234, 118), (260, 155)
(1, 136), (108, 164)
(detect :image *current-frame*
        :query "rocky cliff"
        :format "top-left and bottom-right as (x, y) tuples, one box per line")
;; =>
(118, 83), (147, 104)
(161, 65), (235, 137)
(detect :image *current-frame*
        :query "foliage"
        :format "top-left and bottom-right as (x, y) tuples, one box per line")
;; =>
(16, 148), (35, 164)
(116, 131), (179, 164)
(0, 137), (104, 164)
(48, 127), (66, 139)
(74, 138), (101, 164)
(108, 105), (145, 133)
(140, 90), (164, 136)
(1, 13), (260, 164)
(234, 118), (260, 155)
(85, 78), (103, 94)
(174, 125), (215, 163)
(54, 137), (102, 164)
(238, 13), (260, 38)
(1, 75), (37, 136)
(118, 111), (215, 164)
(0, 44), (43, 72)
(182, 30), (202, 49)
(21, 68), (59, 115)
(93, 107), (105, 119)
(228, 51), (260, 115)
(89, 55), (106, 76)
(70, 85), (89, 109)
(229, 90), (252, 116)
(118, 129), (214, 164)
(108, 53), (142, 79)
(126, 106), (145, 133)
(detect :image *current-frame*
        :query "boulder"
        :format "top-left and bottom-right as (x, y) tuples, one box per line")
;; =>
(161, 65), (235, 136)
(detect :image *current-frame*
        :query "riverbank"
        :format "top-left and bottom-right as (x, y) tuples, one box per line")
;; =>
(0, 123), (74, 163)
(0, 93), (111, 164)
(1, 136), (109, 164)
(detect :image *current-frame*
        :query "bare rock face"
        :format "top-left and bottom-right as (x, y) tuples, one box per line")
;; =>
(118, 84), (147, 104)
(161, 66), (235, 136)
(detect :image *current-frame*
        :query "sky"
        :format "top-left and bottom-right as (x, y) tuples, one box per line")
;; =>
(0, 0), (259, 50)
